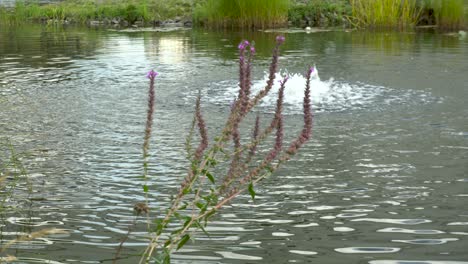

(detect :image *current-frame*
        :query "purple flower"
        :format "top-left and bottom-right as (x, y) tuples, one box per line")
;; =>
(146, 70), (158, 79)
(276, 35), (285, 44)
(309, 66), (315, 74)
(250, 46), (256, 54)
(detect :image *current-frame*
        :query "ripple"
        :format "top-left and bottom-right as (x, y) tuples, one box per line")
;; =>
(334, 227), (355, 232)
(447, 222), (468, 226)
(392, 238), (458, 245)
(272, 232), (295, 237)
(377, 228), (445, 234)
(352, 218), (432, 225)
(0, 257), (67, 264)
(369, 261), (468, 264)
(216, 251), (262, 260)
(289, 250), (318, 255)
(335, 247), (400, 254)
(7, 217), (64, 227)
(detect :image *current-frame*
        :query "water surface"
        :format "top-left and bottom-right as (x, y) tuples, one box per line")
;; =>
(1, 25), (467, 263)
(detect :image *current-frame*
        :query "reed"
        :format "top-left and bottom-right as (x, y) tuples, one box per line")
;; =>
(350, 0), (421, 29)
(194, 0), (290, 29)
(425, 0), (465, 30)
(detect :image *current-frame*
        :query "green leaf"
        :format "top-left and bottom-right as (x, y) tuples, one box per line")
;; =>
(177, 234), (190, 250)
(194, 220), (210, 238)
(248, 182), (256, 201)
(195, 202), (205, 210)
(204, 170), (215, 184)
(204, 209), (217, 225)
(143, 185), (149, 193)
(155, 219), (164, 235)
(178, 202), (188, 210)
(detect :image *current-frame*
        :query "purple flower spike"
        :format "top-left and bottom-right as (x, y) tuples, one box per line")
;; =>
(250, 46), (256, 54)
(243, 40), (250, 46)
(276, 35), (285, 44)
(309, 66), (315, 74)
(146, 70), (158, 79)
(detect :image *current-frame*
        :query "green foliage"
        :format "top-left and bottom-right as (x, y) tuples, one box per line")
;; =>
(193, 0), (290, 28)
(288, 0), (351, 27)
(423, 0), (465, 29)
(0, 0), (194, 25)
(350, 0), (421, 29)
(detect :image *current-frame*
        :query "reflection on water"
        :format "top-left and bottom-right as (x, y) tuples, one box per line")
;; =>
(1, 26), (468, 263)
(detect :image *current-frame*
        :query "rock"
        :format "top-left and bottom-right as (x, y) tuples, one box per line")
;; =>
(183, 20), (192, 27)
(152, 20), (161, 27)
(88, 20), (101, 26)
(111, 17), (120, 24)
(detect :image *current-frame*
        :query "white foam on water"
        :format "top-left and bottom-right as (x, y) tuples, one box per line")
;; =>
(189, 66), (437, 115)
(207, 67), (387, 114)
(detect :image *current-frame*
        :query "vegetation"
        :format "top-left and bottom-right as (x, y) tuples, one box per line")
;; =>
(193, 0), (290, 29)
(349, 0), (421, 29)
(423, 0), (465, 30)
(119, 36), (313, 262)
(0, 0), (466, 29)
(0, 0), (193, 26)
(288, 0), (351, 27)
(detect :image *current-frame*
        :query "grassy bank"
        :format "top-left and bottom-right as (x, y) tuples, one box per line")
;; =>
(0, 0), (193, 26)
(193, 0), (289, 29)
(0, 0), (466, 30)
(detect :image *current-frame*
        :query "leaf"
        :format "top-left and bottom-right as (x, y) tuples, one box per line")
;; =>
(178, 202), (188, 210)
(155, 219), (164, 235)
(204, 209), (217, 225)
(177, 234), (190, 250)
(195, 202), (205, 210)
(205, 170), (215, 184)
(194, 220), (210, 238)
(143, 185), (149, 193)
(248, 182), (256, 201)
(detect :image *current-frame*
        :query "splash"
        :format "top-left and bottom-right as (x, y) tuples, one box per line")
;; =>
(217, 66), (385, 113)
(195, 66), (436, 114)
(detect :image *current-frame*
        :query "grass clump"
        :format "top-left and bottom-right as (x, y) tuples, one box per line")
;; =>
(193, 0), (290, 29)
(288, 0), (351, 27)
(0, 0), (193, 26)
(349, 0), (421, 29)
(422, 0), (465, 30)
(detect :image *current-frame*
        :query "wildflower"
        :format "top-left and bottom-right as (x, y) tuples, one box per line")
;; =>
(276, 35), (285, 44)
(146, 69), (158, 79)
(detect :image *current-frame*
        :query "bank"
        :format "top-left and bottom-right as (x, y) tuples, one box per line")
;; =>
(0, 0), (467, 30)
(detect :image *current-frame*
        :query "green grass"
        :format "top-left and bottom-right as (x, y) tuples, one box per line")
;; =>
(424, 0), (465, 30)
(0, 0), (193, 26)
(193, 0), (290, 29)
(288, 0), (351, 27)
(350, 0), (421, 29)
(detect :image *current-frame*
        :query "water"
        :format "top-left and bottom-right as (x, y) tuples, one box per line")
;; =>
(0, 26), (467, 263)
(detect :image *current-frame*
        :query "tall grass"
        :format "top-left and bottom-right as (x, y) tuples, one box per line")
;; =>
(194, 0), (290, 29)
(350, 0), (421, 29)
(0, 0), (193, 25)
(425, 0), (465, 30)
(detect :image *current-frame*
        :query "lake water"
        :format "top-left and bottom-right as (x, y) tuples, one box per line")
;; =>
(0, 25), (467, 263)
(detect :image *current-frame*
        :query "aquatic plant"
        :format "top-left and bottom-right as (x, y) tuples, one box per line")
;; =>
(349, 0), (421, 29)
(128, 36), (313, 263)
(193, 0), (290, 29)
